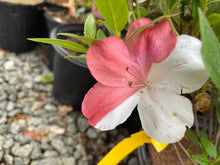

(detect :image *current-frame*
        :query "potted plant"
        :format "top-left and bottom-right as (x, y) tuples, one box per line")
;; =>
(30, 0), (220, 164)
(0, 0), (46, 53)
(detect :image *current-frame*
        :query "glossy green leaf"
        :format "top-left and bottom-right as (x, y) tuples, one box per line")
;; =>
(134, 7), (147, 18)
(96, 20), (116, 36)
(201, 138), (217, 159)
(207, 13), (220, 26)
(28, 38), (88, 53)
(126, 13), (180, 42)
(94, 0), (129, 35)
(199, 9), (220, 89)
(186, 129), (201, 148)
(84, 14), (96, 38)
(65, 54), (86, 62)
(192, 0), (202, 26)
(192, 154), (211, 165)
(57, 33), (97, 46)
(96, 29), (106, 40)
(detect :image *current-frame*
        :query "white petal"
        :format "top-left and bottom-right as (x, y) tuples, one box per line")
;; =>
(95, 90), (141, 130)
(148, 35), (209, 94)
(138, 87), (194, 143)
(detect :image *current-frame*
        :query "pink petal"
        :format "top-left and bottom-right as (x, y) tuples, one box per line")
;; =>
(82, 83), (141, 130)
(126, 18), (154, 81)
(137, 87), (194, 143)
(146, 19), (177, 63)
(86, 36), (142, 87)
(148, 35), (209, 94)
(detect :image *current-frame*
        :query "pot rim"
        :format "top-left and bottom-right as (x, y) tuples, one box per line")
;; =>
(0, 0), (45, 8)
(50, 23), (88, 69)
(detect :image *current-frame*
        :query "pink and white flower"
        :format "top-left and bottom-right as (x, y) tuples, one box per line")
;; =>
(82, 18), (209, 143)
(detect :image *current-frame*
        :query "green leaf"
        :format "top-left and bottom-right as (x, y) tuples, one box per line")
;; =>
(126, 13), (180, 42)
(65, 54), (86, 62)
(192, 0), (202, 26)
(206, 1), (220, 16)
(134, 7), (147, 18)
(213, 158), (220, 165)
(186, 129), (202, 149)
(57, 33), (97, 46)
(41, 74), (54, 84)
(94, 0), (129, 36)
(84, 14), (96, 38)
(207, 13), (220, 26)
(28, 38), (88, 53)
(201, 138), (217, 159)
(192, 154), (211, 165)
(166, 0), (181, 12)
(96, 20), (116, 36)
(199, 9), (220, 89)
(200, 130), (208, 139)
(96, 29), (106, 40)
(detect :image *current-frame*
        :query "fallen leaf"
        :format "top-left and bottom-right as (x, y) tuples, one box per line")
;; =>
(31, 101), (46, 111)
(23, 131), (48, 142)
(7, 113), (29, 124)
(195, 92), (210, 114)
(58, 105), (73, 117)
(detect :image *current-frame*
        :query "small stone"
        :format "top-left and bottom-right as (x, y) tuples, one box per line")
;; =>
(3, 138), (14, 149)
(51, 138), (67, 155)
(0, 116), (7, 124)
(0, 139), (4, 150)
(44, 104), (57, 112)
(6, 102), (15, 111)
(31, 146), (42, 159)
(64, 137), (74, 146)
(86, 128), (98, 139)
(4, 60), (15, 71)
(14, 133), (33, 145)
(43, 150), (58, 158)
(12, 143), (33, 157)
(49, 125), (65, 135)
(10, 121), (21, 134)
(30, 160), (40, 165)
(14, 157), (30, 165)
(61, 157), (76, 165)
(4, 154), (13, 165)
(0, 124), (9, 134)
(34, 75), (42, 83)
(77, 117), (89, 132)
(38, 158), (60, 165)
(128, 157), (139, 165)
(66, 124), (77, 134)
(27, 117), (47, 126)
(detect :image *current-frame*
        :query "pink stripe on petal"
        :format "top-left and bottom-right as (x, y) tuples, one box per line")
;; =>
(173, 62), (189, 68)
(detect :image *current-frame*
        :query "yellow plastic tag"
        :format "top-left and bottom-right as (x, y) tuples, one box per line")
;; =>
(98, 130), (168, 165)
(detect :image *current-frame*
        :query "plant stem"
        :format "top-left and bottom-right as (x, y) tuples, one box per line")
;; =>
(167, 17), (179, 36)
(209, 89), (215, 139)
(173, 143), (185, 165)
(192, 93), (200, 137)
(127, 0), (137, 21)
(215, 127), (220, 147)
(177, 142), (198, 165)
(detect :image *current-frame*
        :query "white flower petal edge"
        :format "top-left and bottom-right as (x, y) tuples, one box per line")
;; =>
(95, 91), (141, 131)
(148, 34), (209, 94)
(138, 87), (194, 143)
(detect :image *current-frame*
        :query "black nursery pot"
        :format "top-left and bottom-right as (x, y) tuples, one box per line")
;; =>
(50, 24), (96, 110)
(0, 1), (46, 53)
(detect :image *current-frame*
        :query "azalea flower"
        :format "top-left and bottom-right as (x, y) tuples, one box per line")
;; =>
(82, 18), (209, 143)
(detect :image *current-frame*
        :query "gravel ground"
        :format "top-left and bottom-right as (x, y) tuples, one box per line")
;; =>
(0, 48), (140, 165)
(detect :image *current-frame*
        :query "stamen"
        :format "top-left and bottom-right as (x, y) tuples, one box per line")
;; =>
(126, 67), (143, 82)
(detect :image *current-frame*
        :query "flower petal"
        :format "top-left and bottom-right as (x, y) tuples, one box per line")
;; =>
(137, 87), (194, 143)
(82, 83), (140, 130)
(146, 19), (177, 63)
(86, 36), (140, 87)
(126, 18), (154, 81)
(148, 35), (209, 94)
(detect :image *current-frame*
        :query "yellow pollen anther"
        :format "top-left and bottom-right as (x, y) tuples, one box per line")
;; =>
(122, 78), (126, 82)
